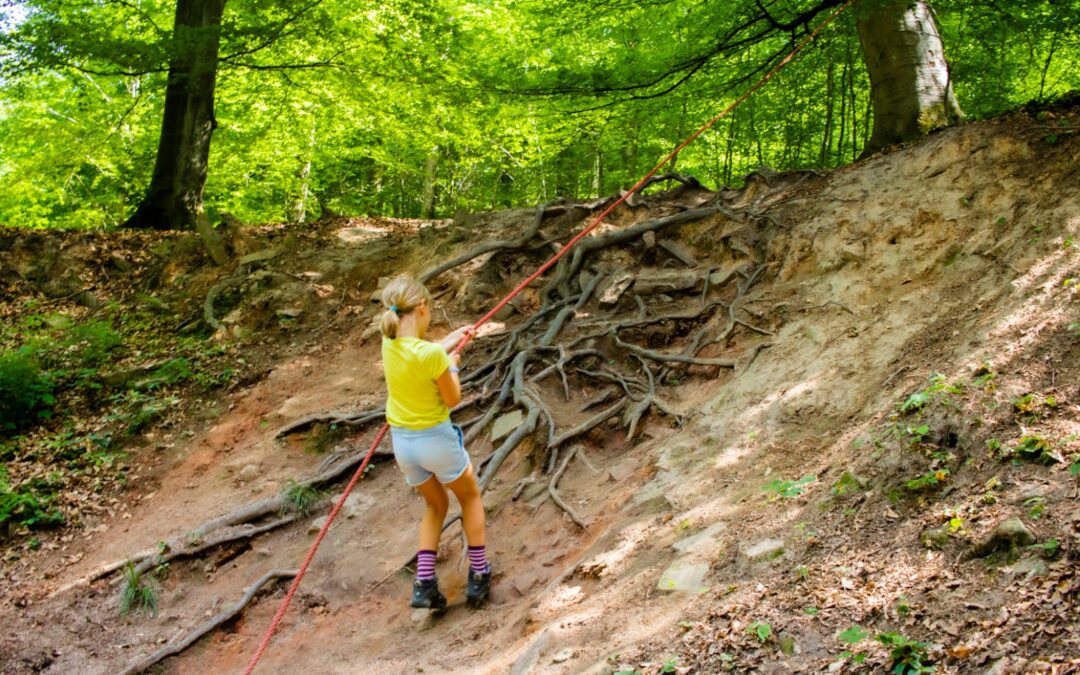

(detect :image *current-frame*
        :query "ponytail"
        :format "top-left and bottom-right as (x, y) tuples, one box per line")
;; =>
(379, 275), (430, 339)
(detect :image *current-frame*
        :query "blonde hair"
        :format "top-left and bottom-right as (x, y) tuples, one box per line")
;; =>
(380, 275), (430, 339)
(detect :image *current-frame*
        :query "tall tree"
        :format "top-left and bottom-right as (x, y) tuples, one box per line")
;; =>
(123, 0), (227, 230)
(855, 1), (961, 156)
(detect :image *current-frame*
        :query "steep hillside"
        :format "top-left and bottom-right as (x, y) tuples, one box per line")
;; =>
(1, 106), (1077, 675)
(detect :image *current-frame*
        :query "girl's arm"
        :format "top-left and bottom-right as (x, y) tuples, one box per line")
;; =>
(435, 353), (462, 408)
(437, 326), (473, 352)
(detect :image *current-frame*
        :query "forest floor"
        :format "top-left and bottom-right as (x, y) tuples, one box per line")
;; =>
(1, 105), (1078, 675)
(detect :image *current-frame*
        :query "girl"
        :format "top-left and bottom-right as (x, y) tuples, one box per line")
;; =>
(380, 275), (491, 610)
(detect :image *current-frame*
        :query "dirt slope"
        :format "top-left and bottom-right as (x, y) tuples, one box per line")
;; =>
(1, 108), (1078, 675)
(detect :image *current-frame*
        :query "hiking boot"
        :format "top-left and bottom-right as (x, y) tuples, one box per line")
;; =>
(411, 577), (447, 610)
(465, 565), (492, 607)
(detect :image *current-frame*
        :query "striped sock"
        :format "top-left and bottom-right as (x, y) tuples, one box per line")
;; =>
(416, 550), (437, 581)
(467, 545), (489, 574)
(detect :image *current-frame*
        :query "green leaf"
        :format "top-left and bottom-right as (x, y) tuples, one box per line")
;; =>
(838, 626), (869, 644)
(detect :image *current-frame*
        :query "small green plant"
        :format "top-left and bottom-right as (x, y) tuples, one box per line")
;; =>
(899, 374), (963, 415)
(876, 632), (935, 674)
(1068, 322), (1080, 338)
(803, 606), (819, 616)
(905, 424), (931, 448)
(1025, 496), (1047, 519)
(794, 565), (810, 581)
(0, 348), (56, 432)
(972, 363), (996, 389)
(896, 597), (911, 616)
(1011, 393), (1052, 421)
(119, 562), (158, 617)
(660, 658), (679, 673)
(836, 625), (870, 664)
(281, 481), (324, 514)
(899, 392), (930, 414)
(0, 468), (65, 534)
(141, 358), (195, 390)
(831, 471), (862, 497)
(1010, 435), (1061, 465)
(904, 469), (949, 492)
(764, 475), (816, 500)
(1028, 538), (1060, 559)
(747, 621), (772, 643)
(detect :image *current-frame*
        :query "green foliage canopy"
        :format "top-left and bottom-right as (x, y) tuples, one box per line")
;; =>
(0, 0), (1077, 228)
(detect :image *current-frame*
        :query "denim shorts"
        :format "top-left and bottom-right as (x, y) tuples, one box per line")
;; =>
(389, 419), (471, 487)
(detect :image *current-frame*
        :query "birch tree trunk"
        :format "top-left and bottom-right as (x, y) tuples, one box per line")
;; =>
(856, 1), (962, 157)
(123, 0), (227, 230)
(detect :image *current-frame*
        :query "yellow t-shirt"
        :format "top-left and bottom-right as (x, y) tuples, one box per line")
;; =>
(382, 336), (452, 429)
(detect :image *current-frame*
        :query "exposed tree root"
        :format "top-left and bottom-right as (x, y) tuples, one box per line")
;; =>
(547, 447), (588, 529)
(120, 569), (297, 675)
(51, 430), (393, 597)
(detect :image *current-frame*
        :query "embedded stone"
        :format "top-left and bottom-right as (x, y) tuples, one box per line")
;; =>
(970, 517), (1035, 558)
(599, 273), (634, 305)
(742, 538), (785, 562)
(657, 560), (709, 593)
(491, 409), (525, 442)
(672, 521), (728, 555)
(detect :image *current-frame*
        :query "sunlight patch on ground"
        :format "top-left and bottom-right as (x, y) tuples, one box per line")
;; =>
(536, 583), (586, 612)
(575, 519), (661, 579)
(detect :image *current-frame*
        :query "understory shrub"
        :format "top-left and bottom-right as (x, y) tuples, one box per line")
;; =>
(0, 347), (55, 432)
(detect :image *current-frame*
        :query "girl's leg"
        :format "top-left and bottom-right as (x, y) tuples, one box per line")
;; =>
(409, 476), (450, 609)
(446, 465), (491, 604)
(414, 476), (450, 550)
(445, 464), (485, 547)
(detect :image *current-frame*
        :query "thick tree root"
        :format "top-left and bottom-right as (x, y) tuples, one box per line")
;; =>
(120, 569), (297, 675)
(51, 431), (392, 597)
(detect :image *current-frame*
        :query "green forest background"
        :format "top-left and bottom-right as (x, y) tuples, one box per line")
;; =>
(1, 0), (1077, 230)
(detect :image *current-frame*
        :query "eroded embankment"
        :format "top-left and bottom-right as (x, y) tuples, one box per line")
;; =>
(1, 109), (1077, 675)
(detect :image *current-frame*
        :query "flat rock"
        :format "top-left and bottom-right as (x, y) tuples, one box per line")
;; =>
(551, 648), (574, 664)
(1006, 557), (1048, 580)
(633, 268), (700, 295)
(599, 272), (634, 305)
(238, 464), (260, 482)
(658, 239), (698, 266)
(742, 538), (785, 562)
(708, 268), (735, 287)
(308, 516), (329, 535)
(492, 409), (525, 442)
(657, 560), (708, 593)
(510, 629), (551, 675)
(969, 517), (1035, 558)
(607, 457), (639, 483)
(672, 521), (728, 555)
(342, 493), (373, 519)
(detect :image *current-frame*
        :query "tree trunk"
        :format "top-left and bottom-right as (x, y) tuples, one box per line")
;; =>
(123, 0), (227, 230)
(856, 1), (961, 158)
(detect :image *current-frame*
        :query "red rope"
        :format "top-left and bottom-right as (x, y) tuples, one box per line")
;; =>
(242, 4), (849, 672)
